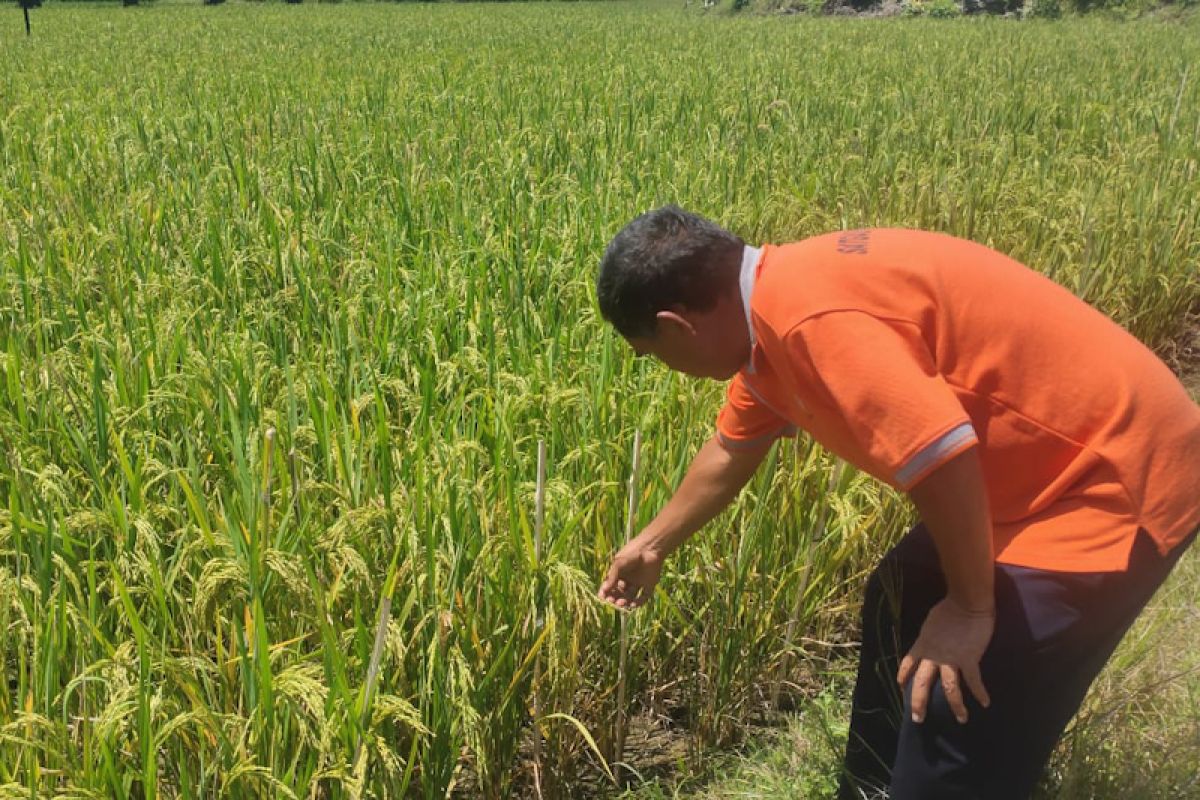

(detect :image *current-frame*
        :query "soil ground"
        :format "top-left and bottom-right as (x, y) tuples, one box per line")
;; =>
(1169, 315), (1200, 398)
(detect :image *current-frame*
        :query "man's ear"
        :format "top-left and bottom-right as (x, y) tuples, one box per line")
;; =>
(655, 310), (697, 338)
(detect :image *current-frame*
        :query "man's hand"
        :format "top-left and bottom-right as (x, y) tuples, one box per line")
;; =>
(903, 446), (996, 725)
(897, 597), (994, 724)
(596, 436), (770, 612)
(598, 535), (665, 611)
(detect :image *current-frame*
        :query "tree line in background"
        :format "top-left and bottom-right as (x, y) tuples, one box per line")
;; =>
(742, 0), (1196, 17)
(13, 0), (602, 6)
(12, 0), (1200, 14)
(10, 0), (563, 6)
(10, 0), (1200, 37)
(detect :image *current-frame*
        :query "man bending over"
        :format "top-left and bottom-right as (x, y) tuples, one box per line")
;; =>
(594, 206), (1200, 799)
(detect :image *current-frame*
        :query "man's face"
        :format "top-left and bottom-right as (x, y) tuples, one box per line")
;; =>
(627, 333), (721, 379)
(625, 306), (747, 381)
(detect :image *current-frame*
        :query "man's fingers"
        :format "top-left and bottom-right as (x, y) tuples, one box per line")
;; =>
(963, 663), (991, 709)
(599, 576), (618, 598)
(633, 583), (651, 605)
(602, 576), (626, 604)
(598, 575), (650, 610)
(909, 660), (938, 723)
(598, 553), (658, 611)
(940, 665), (968, 724)
(897, 652), (916, 687)
(598, 567), (614, 592)
(601, 578), (631, 606)
(900, 660), (988, 725)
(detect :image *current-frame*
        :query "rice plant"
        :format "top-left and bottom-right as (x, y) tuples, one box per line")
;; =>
(0, 3), (1197, 796)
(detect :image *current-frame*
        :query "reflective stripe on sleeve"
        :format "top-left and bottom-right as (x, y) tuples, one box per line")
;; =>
(894, 422), (978, 489)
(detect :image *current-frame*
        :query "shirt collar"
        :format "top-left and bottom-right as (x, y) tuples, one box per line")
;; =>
(740, 245), (761, 374)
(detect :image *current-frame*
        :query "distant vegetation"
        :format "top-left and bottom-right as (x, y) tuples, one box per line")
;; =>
(16, 0), (1200, 16)
(744, 0), (1198, 19)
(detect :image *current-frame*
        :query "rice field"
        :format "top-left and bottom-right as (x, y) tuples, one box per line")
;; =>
(1, 3), (1198, 797)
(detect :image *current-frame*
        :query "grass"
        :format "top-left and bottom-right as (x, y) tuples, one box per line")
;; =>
(1, 2), (1198, 796)
(1040, 548), (1200, 798)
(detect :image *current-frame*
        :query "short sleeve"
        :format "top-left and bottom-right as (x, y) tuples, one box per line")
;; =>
(791, 311), (978, 490)
(716, 373), (797, 452)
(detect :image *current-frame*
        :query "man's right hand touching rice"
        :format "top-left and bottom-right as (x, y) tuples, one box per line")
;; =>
(598, 536), (665, 611)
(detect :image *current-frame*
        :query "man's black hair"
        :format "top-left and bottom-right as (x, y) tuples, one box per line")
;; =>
(596, 205), (744, 339)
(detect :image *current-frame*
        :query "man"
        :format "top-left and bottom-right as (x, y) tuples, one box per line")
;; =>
(594, 206), (1200, 799)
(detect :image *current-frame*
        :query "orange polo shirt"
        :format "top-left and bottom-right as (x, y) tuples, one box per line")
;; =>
(717, 229), (1200, 572)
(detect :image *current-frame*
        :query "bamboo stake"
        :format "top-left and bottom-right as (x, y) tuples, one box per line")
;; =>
(614, 429), (642, 786)
(261, 428), (276, 515)
(531, 439), (547, 800)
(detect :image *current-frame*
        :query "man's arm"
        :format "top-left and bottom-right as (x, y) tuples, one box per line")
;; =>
(597, 435), (770, 610)
(899, 445), (996, 724)
(908, 444), (995, 613)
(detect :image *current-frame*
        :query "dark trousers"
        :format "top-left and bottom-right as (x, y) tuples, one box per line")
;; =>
(837, 522), (1198, 800)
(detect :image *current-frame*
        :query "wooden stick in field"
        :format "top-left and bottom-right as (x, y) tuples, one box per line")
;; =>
(261, 428), (276, 512)
(614, 429), (642, 786)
